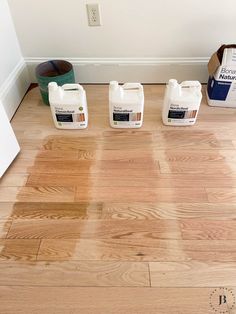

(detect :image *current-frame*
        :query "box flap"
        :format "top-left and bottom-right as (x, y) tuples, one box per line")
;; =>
(208, 44), (236, 76)
(208, 52), (220, 76)
(217, 44), (236, 62)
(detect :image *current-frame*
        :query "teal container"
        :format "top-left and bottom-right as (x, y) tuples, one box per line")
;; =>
(35, 60), (75, 105)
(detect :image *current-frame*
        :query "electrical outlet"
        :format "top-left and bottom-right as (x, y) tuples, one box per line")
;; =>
(87, 4), (102, 26)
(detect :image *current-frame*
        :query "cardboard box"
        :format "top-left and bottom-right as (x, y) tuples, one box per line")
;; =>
(207, 44), (236, 107)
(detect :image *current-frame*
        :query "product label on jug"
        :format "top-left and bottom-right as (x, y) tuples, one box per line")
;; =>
(112, 105), (142, 127)
(168, 105), (197, 124)
(53, 105), (87, 128)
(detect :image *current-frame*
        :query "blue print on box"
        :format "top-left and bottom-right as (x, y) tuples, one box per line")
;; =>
(207, 77), (231, 101)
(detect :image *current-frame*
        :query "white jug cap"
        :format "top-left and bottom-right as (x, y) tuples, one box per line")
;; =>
(48, 82), (58, 91)
(110, 81), (119, 90)
(168, 79), (178, 87)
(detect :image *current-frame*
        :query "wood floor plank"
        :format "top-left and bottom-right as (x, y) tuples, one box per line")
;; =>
(5, 202), (103, 220)
(26, 173), (236, 188)
(232, 140), (236, 149)
(0, 174), (28, 187)
(26, 161), (159, 176)
(7, 201), (233, 223)
(14, 149), (38, 160)
(101, 202), (236, 220)
(42, 133), (154, 151)
(159, 161), (236, 175)
(6, 158), (34, 175)
(0, 286), (222, 314)
(0, 187), (75, 202)
(16, 138), (44, 150)
(26, 174), (161, 187)
(7, 220), (181, 240)
(17, 149), (78, 160)
(26, 131), (234, 152)
(38, 239), (236, 262)
(0, 220), (12, 239)
(150, 261), (236, 287)
(76, 187), (208, 202)
(0, 187), (19, 202)
(62, 137), (235, 151)
(155, 132), (234, 150)
(31, 157), (157, 169)
(207, 188), (236, 203)
(0, 203), (14, 220)
(155, 149), (236, 163)
(77, 149), (154, 161)
(157, 130), (234, 149)
(0, 239), (40, 261)
(181, 220), (236, 240)
(17, 148), (236, 162)
(0, 261), (149, 287)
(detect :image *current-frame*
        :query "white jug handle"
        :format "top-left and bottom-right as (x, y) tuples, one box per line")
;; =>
(123, 83), (143, 91)
(62, 84), (84, 91)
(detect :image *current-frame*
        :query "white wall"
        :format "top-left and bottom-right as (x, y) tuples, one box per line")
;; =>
(7, 0), (236, 58)
(7, 0), (236, 83)
(0, 0), (22, 86)
(0, 0), (29, 118)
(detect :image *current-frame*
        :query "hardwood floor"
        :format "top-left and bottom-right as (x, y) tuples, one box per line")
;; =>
(1, 85), (236, 313)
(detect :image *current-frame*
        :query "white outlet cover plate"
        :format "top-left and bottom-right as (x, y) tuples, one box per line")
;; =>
(86, 4), (102, 26)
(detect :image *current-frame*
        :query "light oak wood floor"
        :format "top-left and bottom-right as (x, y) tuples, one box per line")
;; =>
(1, 85), (236, 313)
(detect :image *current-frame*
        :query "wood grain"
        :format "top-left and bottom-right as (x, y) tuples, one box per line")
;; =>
(38, 239), (236, 262)
(7, 220), (182, 239)
(18, 149), (79, 160)
(181, 220), (236, 240)
(26, 161), (159, 176)
(2, 85), (236, 312)
(0, 174), (28, 187)
(154, 130), (234, 150)
(207, 188), (236, 203)
(155, 149), (236, 162)
(8, 202), (103, 220)
(0, 286), (221, 314)
(0, 220), (12, 239)
(150, 261), (236, 287)
(101, 202), (236, 220)
(0, 239), (40, 261)
(3, 202), (236, 221)
(0, 261), (149, 287)
(0, 186), (75, 202)
(0, 203), (14, 220)
(42, 132), (153, 151)
(159, 161), (235, 175)
(76, 187), (208, 202)
(26, 173), (236, 188)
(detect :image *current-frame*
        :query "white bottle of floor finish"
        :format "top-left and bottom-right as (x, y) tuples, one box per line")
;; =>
(162, 79), (202, 126)
(109, 81), (144, 128)
(48, 82), (88, 129)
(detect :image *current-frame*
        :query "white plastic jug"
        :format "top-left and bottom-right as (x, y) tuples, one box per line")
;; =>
(162, 79), (202, 126)
(48, 82), (88, 129)
(109, 81), (144, 128)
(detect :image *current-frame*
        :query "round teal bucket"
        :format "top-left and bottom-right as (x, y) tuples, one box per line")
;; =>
(36, 60), (75, 105)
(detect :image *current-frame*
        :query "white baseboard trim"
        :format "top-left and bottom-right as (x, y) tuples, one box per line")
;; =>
(0, 57), (209, 119)
(0, 59), (30, 120)
(25, 57), (209, 84)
